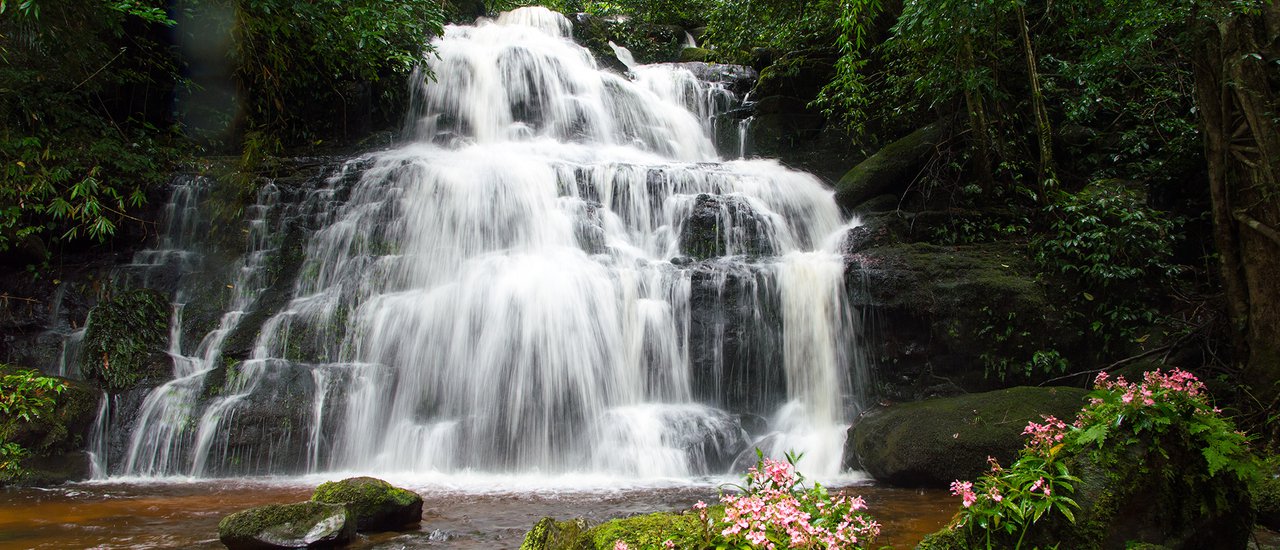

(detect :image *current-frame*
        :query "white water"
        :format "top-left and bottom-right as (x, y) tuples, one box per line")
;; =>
(110, 7), (867, 482)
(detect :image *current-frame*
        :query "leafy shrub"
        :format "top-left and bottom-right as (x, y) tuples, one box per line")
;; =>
(0, 367), (67, 481)
(941, 368), (1257, 548)
(1032, 184), (1180, 350)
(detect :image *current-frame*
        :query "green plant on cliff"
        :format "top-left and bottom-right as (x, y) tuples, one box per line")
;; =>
(0, 366), (67, 481)
(80, 289), (171, 392)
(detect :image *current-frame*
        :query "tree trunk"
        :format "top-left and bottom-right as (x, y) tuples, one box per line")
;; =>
(959, 33), (996, 192)
(1016, 4), (1055, 203)
(1191, 2), (1280, 405)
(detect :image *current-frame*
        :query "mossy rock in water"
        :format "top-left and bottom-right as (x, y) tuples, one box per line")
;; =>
(847, 386), (1089, 487)
(312, 476), (422, 531)
(588, 511), (709, 549)
(218, 501), (355, 549)
(521, 517), (592, 550)
(79, 288), (170, 393)
(522, 509), (718, 550)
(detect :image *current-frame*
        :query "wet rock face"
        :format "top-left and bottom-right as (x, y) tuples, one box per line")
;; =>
(839, 211), (1080, 399)
(687, 262), (785, 416)
(218, 501), (355, 549)
(197, 359), (318, 477)
(678, 194), (777, 260)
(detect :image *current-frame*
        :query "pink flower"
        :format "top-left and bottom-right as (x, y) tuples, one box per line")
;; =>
(613, 541), (630, 550)
(663, 540), (675, 549)
(950, 480), (977, 507)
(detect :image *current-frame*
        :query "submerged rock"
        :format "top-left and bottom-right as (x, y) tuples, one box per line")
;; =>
(846, 386), (1089, 487)
(311, 477), (423, 531)
(218, 501), (355, 549)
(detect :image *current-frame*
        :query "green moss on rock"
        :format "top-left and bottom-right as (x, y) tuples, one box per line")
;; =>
(522, 508), (722, 550)
(80, 288), (170, 393)
(521, 517), (593, 550)
(848, 386), (1089, 487)
(589, 511), (707, 549)
(311, 476), (423, 531)
(218, 501), (354, 549)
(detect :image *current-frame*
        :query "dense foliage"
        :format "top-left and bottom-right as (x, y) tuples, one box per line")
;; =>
(0, 0), (180, 254)
(1, 0), (445, 258)
(0, 366), (67, 481)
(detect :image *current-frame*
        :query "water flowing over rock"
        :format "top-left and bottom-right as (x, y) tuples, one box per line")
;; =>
(108, 7), (869, 480)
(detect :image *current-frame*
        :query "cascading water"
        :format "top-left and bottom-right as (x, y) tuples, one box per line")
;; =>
(114, 7), (868, 481)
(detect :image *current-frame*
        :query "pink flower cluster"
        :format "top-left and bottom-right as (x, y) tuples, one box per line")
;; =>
(949, 480), (977, 508)
(715, 458), (880, 549)
(1022, 415), (1068, 448)
(1093, 368), (1205, 408)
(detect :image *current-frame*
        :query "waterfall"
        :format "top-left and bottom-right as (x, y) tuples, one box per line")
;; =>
(115, 7), (867, 480)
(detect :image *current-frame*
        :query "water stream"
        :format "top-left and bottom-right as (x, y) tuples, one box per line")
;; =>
(99, 6), (869, 485)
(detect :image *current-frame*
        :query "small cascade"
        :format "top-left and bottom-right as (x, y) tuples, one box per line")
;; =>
(87, 393), (110, 478)
(112, 7), (868, 481)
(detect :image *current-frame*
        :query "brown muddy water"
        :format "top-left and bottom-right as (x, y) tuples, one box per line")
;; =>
(0, 479), (954, 549)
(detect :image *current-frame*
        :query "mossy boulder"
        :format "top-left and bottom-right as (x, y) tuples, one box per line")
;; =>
(218, 501), (355, 549)
(587, 511), (708, 549)
(311, 477), (423, 531)
(79, 288), (170, 393)
(521, 510), (714, 550)
(847, 386), (1089, 487)
(834, 122), (949, 212)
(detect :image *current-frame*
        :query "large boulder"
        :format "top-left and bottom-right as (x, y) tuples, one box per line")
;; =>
(218, 501), (355, 549)
(846, 386), (1089, 487)
(311, 477), (423, 531)
(834, 122), (949, 212)
(79, 288), (171, 393)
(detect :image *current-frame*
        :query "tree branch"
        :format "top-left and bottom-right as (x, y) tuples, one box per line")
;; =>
(1234, 210), (1280, 247)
